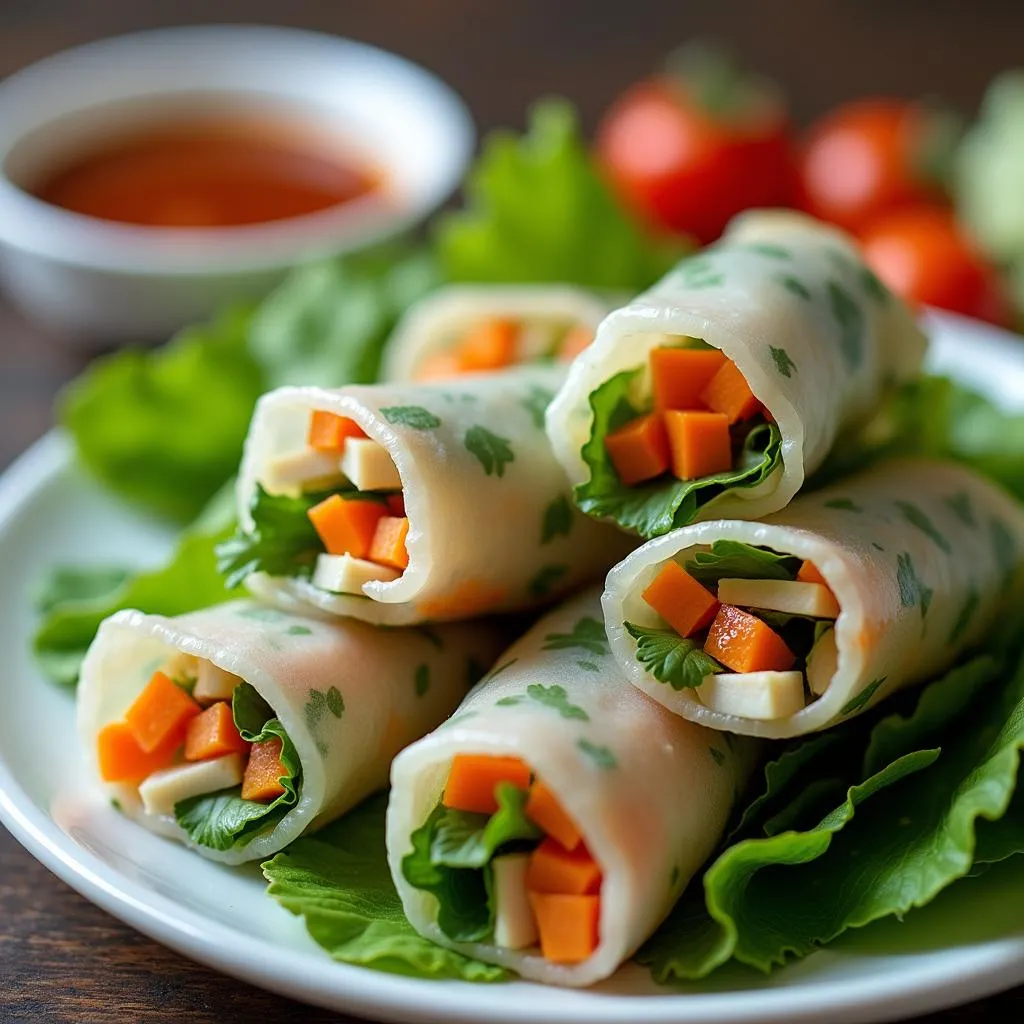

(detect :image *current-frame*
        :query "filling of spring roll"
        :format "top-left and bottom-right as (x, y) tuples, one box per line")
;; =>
(624, 540), (840, 721)
(97, 653), (300, 850)
(402, 752), (603, 964)
(578, 338), (782, 534)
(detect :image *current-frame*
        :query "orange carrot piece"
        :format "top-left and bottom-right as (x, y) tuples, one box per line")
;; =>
(650, 347), (726, 411)
(704, 605), (796, 673)
(526, 837), (602, 895)
(556, 325), (593, 362)
(124, 671), (201, 754)
(525, 781), (581, 851)
(664, 410), (732, 480)
(641, 560), (720, 638)
(184, 701), (250, 762)
(797, 560), (828, 586)
(96, 721), (182, 782)
(604, 413), (670, 485)
(442, 754), (531, 815)
(241, 738), (287, 802)
(386, 492), (406, 517)
(416, 351), (464, 381)
(699, 360), (761, 423)
(369, 516), (410, 570)
(307, 495), (387, 558)
(307, 411), (366, 452)
(456, 318), (519, 372)
(529, 892), (600, 963)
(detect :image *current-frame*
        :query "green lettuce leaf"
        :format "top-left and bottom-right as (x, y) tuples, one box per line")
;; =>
(624, 622), (723, 690)
(575, 367), (782, 537)
(263, 793), (507, 981)
(685, 541), (801, 587)
(174, 682), (300, 851)
(32, 483), (236, 687)
(435, 100), (684, 291)
(430, 783), (542, 869)
(32, 566), (133, 615)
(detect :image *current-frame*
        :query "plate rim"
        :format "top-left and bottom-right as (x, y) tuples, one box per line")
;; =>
(3, 312), (1024, 1024)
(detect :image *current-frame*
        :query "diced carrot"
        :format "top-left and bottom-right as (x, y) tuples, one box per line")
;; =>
(96, 721), (182, 782)
(704, 605), (796, 673)
(386, 492), (406, 517)
(124, 671), (201, 754)
(442, 754), (531, 815)
(556, 325), (593, 362)
(699, 360), (761, 423)
(797, 560), (828, 586)
(525, 781), (581, 851)
(641, 560), (720, 638)
(241, 738), (287, 802)
(456, 318), (519, 372)
(604, 413), (670, 485)
(416, 351), (464, 381)
(308, 411), (366, 452)
(526, 837), (602, 895)
(650, 347), (726, 411)
(308, 495), (387, 559)
(664, 410), (732, 480)
(528, 892), (600, 964)
(369, 516), (410, 570)
(184, 701), (250, 762)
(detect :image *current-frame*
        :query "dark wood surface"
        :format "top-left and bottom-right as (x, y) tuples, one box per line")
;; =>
(4, 2), (1024, 1021)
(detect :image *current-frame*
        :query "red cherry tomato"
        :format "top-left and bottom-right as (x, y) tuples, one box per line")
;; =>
(797, 99), (950, 235)
(860, 206), (1012, 327)
(596, 70), (796, 245)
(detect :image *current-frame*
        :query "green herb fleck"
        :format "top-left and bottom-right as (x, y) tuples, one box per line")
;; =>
(990, 517), (1016, 589)
(577, 739), (617, 769)
(305, 686), (344, 729)
(897, 552), (933, 618)
(414, 664), (430, 697)
(522, 385), (555, 429)
(827, 280), (864, 370)
(286, 625), (313, 636)
(485, 658), (518, 683)
(542, 616), (608, 655)
(950, 587), (980, 646)
(526, 683), (589, 720)
(110, 798), (123, 812)
(528, 564), (568, 599)
(709, 746), (726, 766)
(841, 676), (887, 716)
(895, 501), (952, 553)
(779, 275), (812, 300)
(769, 345), (797, 378)
(824, 498), (862, 512)
(944, 492), (976, 527)
(381, 406), (441, 430)
(238, 606), (286, 622)
(861, 266), (890, 303)
(464, 426), (514, 477)
(577, 660), (600, 673)
(746, 242), (792, 260)
(678, 255), (724, 289)
(541, 495), (574, 544)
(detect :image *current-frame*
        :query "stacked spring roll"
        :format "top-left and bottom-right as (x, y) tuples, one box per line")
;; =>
(381, 284), (614, 382)
(603, 458), (1024, 738)
(226, 366), (631, 625)
(78, 600), (504, 863)
(545, 210), (928, 537)
(386, 590), (759, 986)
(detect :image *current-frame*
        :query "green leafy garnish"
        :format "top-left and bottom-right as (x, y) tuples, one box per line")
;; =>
(624, 622), (723, 691)
(540, 495), (574, 544)
(768, 345), (798, 376)
(827, 280), (864, 369)
(497, 683), (590, 720)
(542, 616), (608, 656)
(684, 541), (801, 587)
(527, 564), (568, 598)
(464, 426), (514, 477)
(381, 406), (442, 430)
(577, 739), (618, 769)
(430, 784), (542, 869)
(894, 500), (952, 553)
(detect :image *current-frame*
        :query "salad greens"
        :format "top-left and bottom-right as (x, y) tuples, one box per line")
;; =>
(684, 540), (801, 586)
(575, 366), (783, 537)
(175, 682), (300, 852)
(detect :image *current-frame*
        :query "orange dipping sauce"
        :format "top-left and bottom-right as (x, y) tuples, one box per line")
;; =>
(29, 114), (382, 229)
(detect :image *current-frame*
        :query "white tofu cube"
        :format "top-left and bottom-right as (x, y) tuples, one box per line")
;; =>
(716, 579), (840, 619)
(162, 652), (199, 685)
(138, 753), (245, 816)
(262, 448), (344, 494)
(193, 660), (244, 703)
(806, 628), (838, 696)
(492, 853), (539, 950)
(340, 439), (402, 491)
(312, 553), (400, 594)
(698, 671), (806, 720)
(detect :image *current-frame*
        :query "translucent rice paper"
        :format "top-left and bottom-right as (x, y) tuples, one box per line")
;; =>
(387, 589), (759, 987)
(238, 367), (633, 625)
(546, 210), (928, 526)
(78, 600), (504, 864)
(604, 459), (1024, 739)
(381, 284), (615, 381)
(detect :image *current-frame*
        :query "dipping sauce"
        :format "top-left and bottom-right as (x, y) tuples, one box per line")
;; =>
(29, 114), (381, 228)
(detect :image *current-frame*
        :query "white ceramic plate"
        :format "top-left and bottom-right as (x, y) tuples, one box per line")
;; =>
(2, 310), (1024, 1024)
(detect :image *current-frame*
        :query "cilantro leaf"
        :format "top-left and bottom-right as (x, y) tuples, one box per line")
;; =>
(540, 494), (574, 544)
(542, 616), (608, 656)
(684, 541), (801, 587)
(464, 426), (514, 477)
(381, 406), (442, 430)
(624, 622), (723, 690)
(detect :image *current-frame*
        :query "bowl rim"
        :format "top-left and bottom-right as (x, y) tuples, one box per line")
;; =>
(0, 24), (474, 275)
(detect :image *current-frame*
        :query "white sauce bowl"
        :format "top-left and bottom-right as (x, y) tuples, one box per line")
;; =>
(0, 25), (474, 342)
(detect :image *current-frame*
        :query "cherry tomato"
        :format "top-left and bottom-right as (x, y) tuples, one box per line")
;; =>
(596, 58), (796, 244)
(860, 205), (1012, 327)
(797, 99), (953, 234)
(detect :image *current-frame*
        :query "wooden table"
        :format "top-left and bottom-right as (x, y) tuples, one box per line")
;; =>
(4, 2), (1024, 1020)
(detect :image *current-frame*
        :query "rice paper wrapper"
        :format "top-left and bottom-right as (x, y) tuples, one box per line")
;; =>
(604, 458), (1024, 739)
(381, 284), (615, 381)
(239, 366), (633, 625)
(546, 210), (928, 527)
(387, 589), (759, 986)
(78, 600), (504, 864)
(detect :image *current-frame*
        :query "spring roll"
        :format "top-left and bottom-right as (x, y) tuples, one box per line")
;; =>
(78, 600), (503, 864)
(386, 589), (759, 986)
(546, 210), (928, 538)
(229, 366), (631, 625)
(381, 284), (614, 382)
(603, 458), (1024, 739)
